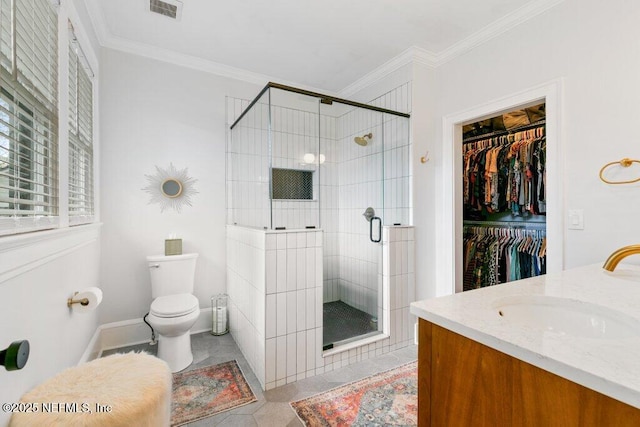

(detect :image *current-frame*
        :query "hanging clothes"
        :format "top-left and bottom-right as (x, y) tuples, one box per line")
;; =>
(463, 124), (546, 220)
(463, 226), (546, 292)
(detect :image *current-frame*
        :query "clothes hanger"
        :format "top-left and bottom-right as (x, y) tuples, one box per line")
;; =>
(530, 236), (540, 257)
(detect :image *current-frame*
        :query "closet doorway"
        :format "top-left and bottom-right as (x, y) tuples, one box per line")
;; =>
(461, 105), (546, 291)
(437, 80), (564, 296)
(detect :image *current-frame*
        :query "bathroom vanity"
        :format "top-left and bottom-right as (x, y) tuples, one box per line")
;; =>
(410, 264), (640, 426)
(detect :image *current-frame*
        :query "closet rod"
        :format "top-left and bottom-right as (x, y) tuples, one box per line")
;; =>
(462, 119), (546, 144)
(463, 220), (547, 230)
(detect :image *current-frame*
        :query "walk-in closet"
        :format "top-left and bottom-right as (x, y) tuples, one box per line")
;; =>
(461, 104), (547, 291)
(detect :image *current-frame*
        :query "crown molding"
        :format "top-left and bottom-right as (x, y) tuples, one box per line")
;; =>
(412, 47), (439, 69)
(339, 46), (437, 98)
(338, 0), (564, 96)
(85, 0), (332, 93)
(101, 34), (336, 94)
(83, 0), (109, 46)
(81, 0), (564, 96)
(103, 34), (272, 86)
(433, 0), (565, 67)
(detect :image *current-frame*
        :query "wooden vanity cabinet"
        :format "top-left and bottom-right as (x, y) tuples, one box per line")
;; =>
(418, 319), (640, 426)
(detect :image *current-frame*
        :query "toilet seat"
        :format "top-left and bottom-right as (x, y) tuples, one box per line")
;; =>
(151, 293), (199, 318)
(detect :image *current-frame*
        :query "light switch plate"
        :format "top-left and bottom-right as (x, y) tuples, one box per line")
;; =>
(568, 209), (584, 230)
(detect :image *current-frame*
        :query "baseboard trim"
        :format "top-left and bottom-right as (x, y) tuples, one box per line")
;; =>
(80, 307), (214, 363)
(78, 324), (102, 365)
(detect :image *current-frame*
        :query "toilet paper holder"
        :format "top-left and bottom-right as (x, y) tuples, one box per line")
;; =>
(67, 292), (90, 308)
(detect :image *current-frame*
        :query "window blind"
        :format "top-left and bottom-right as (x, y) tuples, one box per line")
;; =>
(0, 0), (10, 72)
(15, 0), (58, 110)
(68, 29), (94, 225)
(0, 0), (59, 236)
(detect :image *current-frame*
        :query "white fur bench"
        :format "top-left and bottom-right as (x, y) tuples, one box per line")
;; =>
(10, 352), (172, 427)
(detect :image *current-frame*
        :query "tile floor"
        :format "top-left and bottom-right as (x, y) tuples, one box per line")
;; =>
(322, 301), (378, 346)
(102, 331), (417, 426)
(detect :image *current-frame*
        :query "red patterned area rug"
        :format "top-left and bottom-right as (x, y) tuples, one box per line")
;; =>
(171, 360), (256, 426)
(291, 361), (417, 426)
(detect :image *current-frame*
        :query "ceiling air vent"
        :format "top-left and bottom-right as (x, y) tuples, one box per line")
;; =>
(149, 0), (182, 20)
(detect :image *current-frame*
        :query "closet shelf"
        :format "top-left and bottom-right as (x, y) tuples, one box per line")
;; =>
(463, 120), (546, 144)
(463, 219), (546, 230)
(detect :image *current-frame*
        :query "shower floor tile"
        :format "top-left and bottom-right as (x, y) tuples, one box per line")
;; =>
(323, 300), (378, 346)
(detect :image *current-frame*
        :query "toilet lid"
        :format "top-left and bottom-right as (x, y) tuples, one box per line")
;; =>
(151, 294), (199, 318)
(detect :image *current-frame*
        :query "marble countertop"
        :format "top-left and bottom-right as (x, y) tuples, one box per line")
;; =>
(410, 263), (640, 409)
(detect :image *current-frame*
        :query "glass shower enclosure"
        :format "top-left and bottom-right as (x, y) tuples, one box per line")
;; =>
(228, 82), (410, 350)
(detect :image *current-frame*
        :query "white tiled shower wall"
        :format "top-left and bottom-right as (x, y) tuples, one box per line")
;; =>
(226, 226), (323, 390)
(226, 225), (267, 383)
(226, 81), (412, 227)
(227, 224), (414, 391)
(370, 81), (413, 226)
(382, 226), (416, 349)
(332, 83), (412, 314)
(227, 98), (271, 229)
(227, 99), (332, 230)
(226, 82), (414, 388)
(270, 105), (331, 229)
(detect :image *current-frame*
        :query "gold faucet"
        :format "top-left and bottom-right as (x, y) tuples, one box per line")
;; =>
(603, 245), (640, 271)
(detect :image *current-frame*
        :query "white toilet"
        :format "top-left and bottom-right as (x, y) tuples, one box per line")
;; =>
(146, 253), (199, 372)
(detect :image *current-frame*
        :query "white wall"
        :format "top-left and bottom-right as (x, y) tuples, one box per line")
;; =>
(99, 49), (261, 324)
(0, 228), (101, 426)
(412, 0), (640, 300)
(409, 63), (438, 302)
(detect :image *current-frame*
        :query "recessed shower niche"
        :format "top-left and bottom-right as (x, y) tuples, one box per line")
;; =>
(226, 82), (415, 390)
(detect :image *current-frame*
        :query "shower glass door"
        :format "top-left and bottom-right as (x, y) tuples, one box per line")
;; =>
(319, 100), (385, 349)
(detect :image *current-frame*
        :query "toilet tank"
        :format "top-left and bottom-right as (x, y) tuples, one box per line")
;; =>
(146, 253), (198, 298)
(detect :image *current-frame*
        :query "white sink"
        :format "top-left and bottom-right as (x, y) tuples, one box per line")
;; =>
(493, 295), (640, 340)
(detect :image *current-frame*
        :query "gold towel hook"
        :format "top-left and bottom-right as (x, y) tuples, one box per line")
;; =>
(599, 158), (640, 184)
(420, 151), (430, 164)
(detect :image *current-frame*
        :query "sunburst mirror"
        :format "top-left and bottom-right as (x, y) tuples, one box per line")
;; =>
(143, 163), (198, 213)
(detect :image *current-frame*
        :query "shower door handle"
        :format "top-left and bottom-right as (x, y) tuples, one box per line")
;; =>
(370, 216), (382, 243)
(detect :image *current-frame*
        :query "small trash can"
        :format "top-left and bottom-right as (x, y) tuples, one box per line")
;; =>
(211, 294), (228, 335)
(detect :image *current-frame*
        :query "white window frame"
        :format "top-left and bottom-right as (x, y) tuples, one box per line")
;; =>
(0, 0), (101, 282)
(67, 21), (95, 226)
(0, 0), (60, 235)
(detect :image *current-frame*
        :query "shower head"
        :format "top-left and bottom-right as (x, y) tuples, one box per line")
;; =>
(354, 133), (373, 146)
